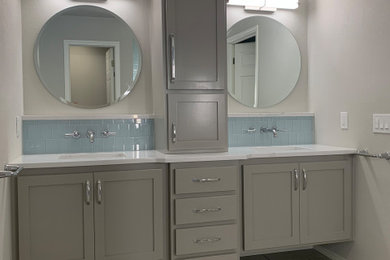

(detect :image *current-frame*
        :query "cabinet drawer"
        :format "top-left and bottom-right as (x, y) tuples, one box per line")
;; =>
(175, 166), (237, 194)
(175, 225), (237, 255)
(184, 254), (238, 260)
(175, 195), (237, 225)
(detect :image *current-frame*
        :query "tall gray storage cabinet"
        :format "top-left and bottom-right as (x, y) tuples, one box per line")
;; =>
(164, 0), (228, 152)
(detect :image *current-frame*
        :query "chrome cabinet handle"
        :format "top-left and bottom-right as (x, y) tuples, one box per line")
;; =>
(302, 169), (308, 191)
(172, 123), (177, 143)
(170, 34), (176, 82)
(193, 207), (222, 214)
(97, 180), (103, 204)
(293, 169), (299, 191)
(194, 237), (221, 244)
(85, 180), (91, 205)
(65, 130), (81, 139)
(192, 178), (221, 183)
(0, 165), (23, 179)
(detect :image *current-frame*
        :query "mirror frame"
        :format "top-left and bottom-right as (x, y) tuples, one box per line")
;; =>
(33, 5), (143, 109)
(227, 16), (302, 108)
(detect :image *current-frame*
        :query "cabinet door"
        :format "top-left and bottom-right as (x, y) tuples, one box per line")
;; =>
(168, 93), (227, 152)
(300, 161), (352, 244)
(166, 0), (226, 89)
(243, 163), (300, 251)
(18, 173), (94, 260)
(94, 169), (163, 260)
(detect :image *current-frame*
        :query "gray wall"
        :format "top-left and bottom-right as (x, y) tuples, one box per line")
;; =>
(22, 0), (153, 115)
(227, 1), (308, 114)
(308, 0), (390, 259)
(0, 0), (24, 259)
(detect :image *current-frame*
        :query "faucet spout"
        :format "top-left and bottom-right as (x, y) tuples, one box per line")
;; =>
(87, 130), (96, 143)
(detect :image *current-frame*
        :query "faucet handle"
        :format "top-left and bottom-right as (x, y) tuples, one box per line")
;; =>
(101, 130), (117, 137)
(65, 130), (81, 139)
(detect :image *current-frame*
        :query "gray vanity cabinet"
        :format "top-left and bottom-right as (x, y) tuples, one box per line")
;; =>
(299, 161), (352, 244)
(18, 173), (95, 260)
(18, 168), (164, 260)
(165, 0), (226, 90)
(94, 169), (163, 260)
(243, 159), (352, 252)
(243, 163), (300, 251)
(168, 93), (227, 152)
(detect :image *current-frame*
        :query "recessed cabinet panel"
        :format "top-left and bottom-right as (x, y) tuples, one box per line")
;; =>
(175, 195), (238, 225)
(166, 0), (226, 89)
(94, 169), (163, 260)
(174, 166), (237, 194)
(18, 174), (94, 260)
(168, 93), (227, 152)
(300, 161), (352, 244)
(243, 164), (300, 251)
(175, 225), (238, 255)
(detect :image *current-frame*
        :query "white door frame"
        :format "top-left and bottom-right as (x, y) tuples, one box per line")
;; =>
(227, 25), (259, 107)
(63, 40), (121, 103)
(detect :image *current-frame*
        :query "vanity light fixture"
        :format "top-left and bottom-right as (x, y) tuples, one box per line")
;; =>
(227, 0), (299, 12)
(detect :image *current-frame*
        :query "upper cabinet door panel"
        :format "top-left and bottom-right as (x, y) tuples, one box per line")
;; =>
(168, 93), (227, 152)
(166, 0), (226, 89)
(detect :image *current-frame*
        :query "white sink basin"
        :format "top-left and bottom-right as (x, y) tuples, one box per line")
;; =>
(58, 152), (127, 160)
(251, 146), (311, 153)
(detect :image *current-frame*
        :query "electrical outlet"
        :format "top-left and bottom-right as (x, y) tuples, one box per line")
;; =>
(340, 112), (348, 130)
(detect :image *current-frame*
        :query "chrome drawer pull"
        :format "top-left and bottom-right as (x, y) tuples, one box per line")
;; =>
(193, 207), (222, 214)
(302, 169), (308, 191)
(97, 180), (103, 204)
(293, 169), (299, 191)
(193, 237), (221, 244)
(170, 34), (176, 82)
(192, 178), (221, 183)
(85, 180), (91, 205)
(172, 123), (177, 143)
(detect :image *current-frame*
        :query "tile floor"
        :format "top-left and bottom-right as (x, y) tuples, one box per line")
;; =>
(242, 249), (331, 260)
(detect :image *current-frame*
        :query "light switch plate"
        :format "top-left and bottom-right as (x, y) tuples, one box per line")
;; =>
(340, 112), (348, 130)
(373, 114), (390, 134)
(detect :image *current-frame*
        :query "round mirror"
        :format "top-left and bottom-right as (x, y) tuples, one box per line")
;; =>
(34, 5), (142, 108)
(227, 16), (301, 108)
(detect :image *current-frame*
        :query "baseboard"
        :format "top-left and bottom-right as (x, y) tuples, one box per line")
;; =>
(314, 246), (347, 260)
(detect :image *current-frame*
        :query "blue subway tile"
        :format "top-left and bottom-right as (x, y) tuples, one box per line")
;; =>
(23, 119), (156, 155)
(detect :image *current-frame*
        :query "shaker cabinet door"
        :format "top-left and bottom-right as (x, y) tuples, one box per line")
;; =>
(243, 163), (300, 251)
(94, 169), (164, 260)
(18, 173), (95, 260)
(166, 0), (226, 90)
(168, 93), (227, 152)
(300, 161), (352, 244)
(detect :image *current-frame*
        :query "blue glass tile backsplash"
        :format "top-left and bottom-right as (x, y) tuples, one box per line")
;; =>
(22, 116), (314, 154)
(228, 116), (314, 147)
(23, 119), (154, 155)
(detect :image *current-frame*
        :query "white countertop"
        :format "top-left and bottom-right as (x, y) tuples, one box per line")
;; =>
(11, 145), (357, 169)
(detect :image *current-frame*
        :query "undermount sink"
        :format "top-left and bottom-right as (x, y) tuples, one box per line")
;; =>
(58, 152), (127, 160)
(251, 146), (312, 153)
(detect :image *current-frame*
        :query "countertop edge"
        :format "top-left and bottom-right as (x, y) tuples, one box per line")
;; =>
(11, 145), (357, 169)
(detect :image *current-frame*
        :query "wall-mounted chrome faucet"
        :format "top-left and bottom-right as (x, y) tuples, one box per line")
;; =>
(260, 126), (287, 137)
(86, 130), (96, 143)
(66, 129), (117, 143)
